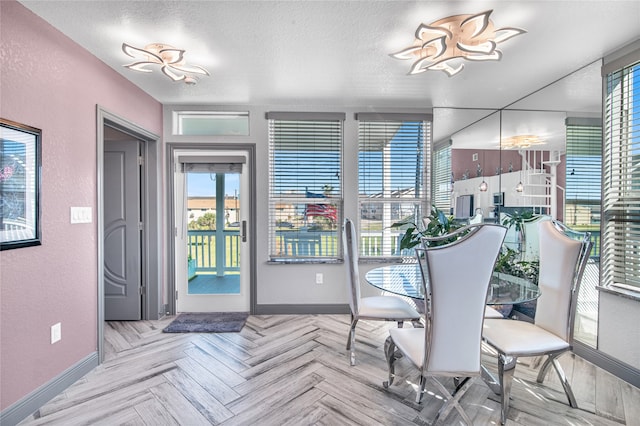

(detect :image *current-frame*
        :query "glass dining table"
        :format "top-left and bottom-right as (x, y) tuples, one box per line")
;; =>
(364, 263), (540, 308)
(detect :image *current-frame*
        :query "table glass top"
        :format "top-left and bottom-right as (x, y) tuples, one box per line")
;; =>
(364, 263), (539, 305)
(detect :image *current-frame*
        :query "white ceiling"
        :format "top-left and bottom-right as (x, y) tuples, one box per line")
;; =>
(19, 0), (640, 146)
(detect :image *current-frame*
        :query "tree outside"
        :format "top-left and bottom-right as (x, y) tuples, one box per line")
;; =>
(189, 212), (216, 230)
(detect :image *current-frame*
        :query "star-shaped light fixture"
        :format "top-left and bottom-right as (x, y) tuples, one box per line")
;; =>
(391, 10), (525, 77)
(122, 43), (209, 85)
(501, 134), (545, 149)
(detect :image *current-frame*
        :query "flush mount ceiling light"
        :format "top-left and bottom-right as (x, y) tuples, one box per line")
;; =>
(122, 43), (209, 85)
(501, 134), (546, 149)
(391, 10), (525, 77)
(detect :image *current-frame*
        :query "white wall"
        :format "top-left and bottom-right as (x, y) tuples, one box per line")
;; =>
(599, 290), (640, 370)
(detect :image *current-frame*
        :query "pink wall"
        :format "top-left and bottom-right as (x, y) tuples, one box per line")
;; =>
(0, 1), (162, 410)
(452, 148), (523, 181)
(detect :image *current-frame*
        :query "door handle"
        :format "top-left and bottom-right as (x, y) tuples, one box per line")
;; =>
(241, 220), (247, 242)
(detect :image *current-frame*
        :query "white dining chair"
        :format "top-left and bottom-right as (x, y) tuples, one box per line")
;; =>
(343, 218), (421, 366)
(421, 225), (505, 320)
(482, 220), (593, 425)
(383, 224), (507, 425)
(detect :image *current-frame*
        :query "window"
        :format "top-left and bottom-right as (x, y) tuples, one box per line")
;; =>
(565, 118), (602, 255)
(432, 140), (452, 214)
(602, 56), (640, 291)
(356, 113), (432, 258)
(267, 112), (344, 261)
(173, 111), (249, 136)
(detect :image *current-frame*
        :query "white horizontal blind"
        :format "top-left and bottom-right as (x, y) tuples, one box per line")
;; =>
(602, 60), (640, 289)
(432, 142), (452, 214)
(268, 113), (344, 261)
(357, 115), (431, 258)
(565, 119), (602, 234)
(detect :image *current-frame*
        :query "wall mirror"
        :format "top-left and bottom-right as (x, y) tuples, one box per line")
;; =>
(433, 59), (602, 347)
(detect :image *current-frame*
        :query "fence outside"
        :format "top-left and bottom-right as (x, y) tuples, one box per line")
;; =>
(188, 228), (600, 273)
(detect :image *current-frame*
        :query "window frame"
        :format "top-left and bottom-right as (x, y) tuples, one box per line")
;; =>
(355, 112), (433, 260)
(602, 53), (640, 292)
(267, 112), (345, 263)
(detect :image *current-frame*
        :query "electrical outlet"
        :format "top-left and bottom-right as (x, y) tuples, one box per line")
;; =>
(315, 273), (324, 284)
(51, 323), (62, 344)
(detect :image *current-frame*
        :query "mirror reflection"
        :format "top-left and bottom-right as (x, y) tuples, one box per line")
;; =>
(434, 59), (602, 347)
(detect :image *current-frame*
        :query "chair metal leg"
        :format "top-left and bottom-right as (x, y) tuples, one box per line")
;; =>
(498, 353), (517, 425)
(382, 336), (397, 388)
(537, 353), (578, 408)
(415, 374), (427, 404)
(536, 352), (556, 383)
(346, 315), (358, 366)
(432, 377), (474, 426)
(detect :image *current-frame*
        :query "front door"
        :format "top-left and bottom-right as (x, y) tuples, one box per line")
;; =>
(104, 139), (142, 320)
(174, 150), (250, 312)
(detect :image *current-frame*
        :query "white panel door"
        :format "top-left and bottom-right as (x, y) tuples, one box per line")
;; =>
(174, 149), (250, 312)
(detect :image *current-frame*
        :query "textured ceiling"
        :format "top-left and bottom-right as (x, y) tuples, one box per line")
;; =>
(18, 0), (640, 145)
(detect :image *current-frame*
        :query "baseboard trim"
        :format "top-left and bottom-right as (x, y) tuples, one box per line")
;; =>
(254, 303), (350, 315)
(0, 352), (99, 426)
(574, 341), (640, 389)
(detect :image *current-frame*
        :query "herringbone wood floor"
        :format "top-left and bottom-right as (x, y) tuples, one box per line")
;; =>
(20, 315), (640, 425)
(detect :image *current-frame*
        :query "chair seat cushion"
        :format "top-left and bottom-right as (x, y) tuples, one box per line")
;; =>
(483, 318), (570, 356)
(484, 306), (504, 319)
(359, 296), (420, 320)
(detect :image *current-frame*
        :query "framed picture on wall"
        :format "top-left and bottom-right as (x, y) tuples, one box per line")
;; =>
(0, 118), (42, 250)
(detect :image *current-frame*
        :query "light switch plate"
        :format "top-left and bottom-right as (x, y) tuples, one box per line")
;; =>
(70, 207), (92, 224)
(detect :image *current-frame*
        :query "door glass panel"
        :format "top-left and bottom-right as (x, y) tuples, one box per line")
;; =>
(186, 171), (240, 295)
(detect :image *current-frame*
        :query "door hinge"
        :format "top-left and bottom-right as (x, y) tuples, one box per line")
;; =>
(139, 286), (145, 295)
(138, 156), (144, 166)
(139, 222), (144, 231)
(175, 290), (179, 300)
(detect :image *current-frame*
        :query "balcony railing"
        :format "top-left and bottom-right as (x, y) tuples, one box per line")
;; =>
(188, 230), (241, 273)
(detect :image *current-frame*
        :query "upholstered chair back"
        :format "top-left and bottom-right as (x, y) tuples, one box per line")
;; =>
(343, 218), (360, 315)
(535, 220), (583, 341)
(418, 224), (507, 375)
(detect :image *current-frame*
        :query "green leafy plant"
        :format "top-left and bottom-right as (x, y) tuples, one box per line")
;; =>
(494, 247), (539, 284)
(391, 205), (463, 251)
(501, 209), (535, 232)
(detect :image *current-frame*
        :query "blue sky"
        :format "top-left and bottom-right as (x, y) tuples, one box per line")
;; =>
(188, 173), (239, 197)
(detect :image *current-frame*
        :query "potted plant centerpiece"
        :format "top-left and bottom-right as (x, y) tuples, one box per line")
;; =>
(391, 205), (464, 254)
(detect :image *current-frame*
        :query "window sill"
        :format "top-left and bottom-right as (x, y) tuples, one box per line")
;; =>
(597, 284), (640, 302)
(267, 259), (343, 265)
(359, 257), (417, 265)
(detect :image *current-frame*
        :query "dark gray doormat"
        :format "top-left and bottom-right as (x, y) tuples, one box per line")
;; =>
(163, 312), (249, 333)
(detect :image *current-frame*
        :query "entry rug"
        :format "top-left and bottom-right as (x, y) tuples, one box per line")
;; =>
(163, 312), (249, 333)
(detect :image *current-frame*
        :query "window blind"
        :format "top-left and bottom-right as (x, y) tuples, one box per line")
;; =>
(357, 117), (431, 258)
(432, 141), (452, 214)
(602, 60), (640, 290)
(268, 113), (344, 261)
(565, 119), (602, 231)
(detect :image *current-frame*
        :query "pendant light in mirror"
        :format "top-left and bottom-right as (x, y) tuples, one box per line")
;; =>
(479, 150), (488, 191)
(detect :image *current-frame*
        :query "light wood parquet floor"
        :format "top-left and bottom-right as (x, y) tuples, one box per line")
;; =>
(20, 315), (640, 425)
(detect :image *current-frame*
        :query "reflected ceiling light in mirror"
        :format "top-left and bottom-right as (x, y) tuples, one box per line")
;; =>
(501, 134), (545, 149)
(479, 150), (488, 191)
(391, 10), (525, 77)
(122, 43), (210, 85)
